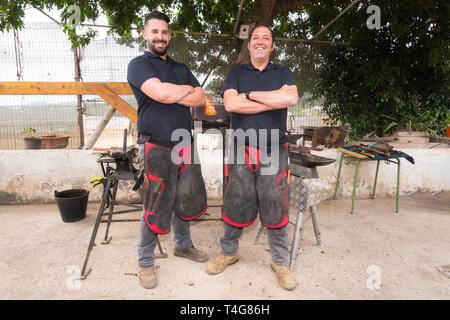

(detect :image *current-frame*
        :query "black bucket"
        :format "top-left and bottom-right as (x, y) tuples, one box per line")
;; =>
(54, 189), (89, 222)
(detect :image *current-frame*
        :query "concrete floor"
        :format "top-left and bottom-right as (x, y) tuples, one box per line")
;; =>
(0, 192), (449, 300)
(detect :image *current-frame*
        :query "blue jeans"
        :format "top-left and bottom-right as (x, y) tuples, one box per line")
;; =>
(138, 209), (193, 267)
(220, 223), (289, 266)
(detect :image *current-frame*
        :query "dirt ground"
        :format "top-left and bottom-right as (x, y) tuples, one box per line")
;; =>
(0, 192), (449, 300)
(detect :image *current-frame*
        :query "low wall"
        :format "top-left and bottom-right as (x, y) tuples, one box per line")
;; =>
(0, 138), (449, 204)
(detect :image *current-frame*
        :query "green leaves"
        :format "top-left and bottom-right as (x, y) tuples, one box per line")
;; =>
(312, 0), (449, 139)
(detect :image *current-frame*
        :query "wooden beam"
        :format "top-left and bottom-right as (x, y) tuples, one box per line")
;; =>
(0, 81), (133, 95)
(0, 81), (137, 123)
(84, 83), (137, 123)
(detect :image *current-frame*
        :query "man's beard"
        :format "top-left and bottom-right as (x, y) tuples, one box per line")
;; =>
(148, 40), (169, 56)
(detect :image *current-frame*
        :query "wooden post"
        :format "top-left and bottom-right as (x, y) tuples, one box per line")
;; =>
(73, 46), (85, 148)
(82, 105), (116, 150)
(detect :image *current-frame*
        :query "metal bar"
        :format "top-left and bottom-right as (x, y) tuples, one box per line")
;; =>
(13, 28), (23, 81)
(80, 178), (112, 279)
(233, 0), (246, 36)
(334, 153), (344, 199)
(351, 159), (360, 214)
(310, 206), (322, 247)
(156, 237), (168, 258)
(80, 24), (349, 45)
(252, 222), (264, 244)
(33, 7), (61, 25)
(101, 219), (140, 223)
(201, 46), (227, 88)
(372, 160), (380, 199)
(102, 179), (118, 244)
(106, 203), (142, 209)
(73, 47), (85, 148)
(289, 209), (304, 270)
(312, 0), (361, 39)
(396, 159), (400, 213)
(100, 208), (140, 215)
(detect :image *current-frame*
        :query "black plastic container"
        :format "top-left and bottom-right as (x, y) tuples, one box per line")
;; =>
(54, 189), (89, 222)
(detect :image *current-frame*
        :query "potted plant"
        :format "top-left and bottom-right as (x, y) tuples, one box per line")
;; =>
(381, 115), (435, 144)
(22, 127), (42, 149)
(38, 134), (70, 149)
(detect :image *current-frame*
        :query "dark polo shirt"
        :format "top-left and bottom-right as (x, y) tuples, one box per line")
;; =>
(222, 62), (296, 148)
(127, 51), (200, 143)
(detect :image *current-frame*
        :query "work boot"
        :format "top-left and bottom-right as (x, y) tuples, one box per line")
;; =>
(205, 254), (239, 275)
(270, 262), (297, 291)
(174, 246), (209, 262)
(138, 265), (157, 289)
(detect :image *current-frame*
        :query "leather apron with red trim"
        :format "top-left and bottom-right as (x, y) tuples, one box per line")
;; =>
(222, 143), (289, 229)
(144, 141), (207, 235)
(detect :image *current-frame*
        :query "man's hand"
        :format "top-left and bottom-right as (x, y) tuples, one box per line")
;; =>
(223, 84), (298, 114)
(178, 86), (206, 108)
(224, 89), (274, 114)
(141, 78), (198, 105)
(248, 84), (299, 109)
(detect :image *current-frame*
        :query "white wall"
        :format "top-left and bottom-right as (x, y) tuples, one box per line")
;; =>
(1, 139), (449, 204)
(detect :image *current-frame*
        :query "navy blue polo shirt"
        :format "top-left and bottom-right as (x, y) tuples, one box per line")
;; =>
(127, 51), (201, 143)
(222, 61), (296, 148)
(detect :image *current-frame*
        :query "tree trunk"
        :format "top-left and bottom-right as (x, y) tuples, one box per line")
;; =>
(237, 0), (278, 64)
(236, 0), (307, 64)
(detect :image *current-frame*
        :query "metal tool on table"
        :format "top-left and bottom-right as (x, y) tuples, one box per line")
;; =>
(333, 141), (412, 214)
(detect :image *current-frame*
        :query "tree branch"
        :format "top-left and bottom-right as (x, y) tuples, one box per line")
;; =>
(273, 0), (309, 18)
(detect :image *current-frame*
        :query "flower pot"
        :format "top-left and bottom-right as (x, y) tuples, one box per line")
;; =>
(39, 135), (70, 149)
(23, 137), (42, 149)
(393, 130), (430, 144)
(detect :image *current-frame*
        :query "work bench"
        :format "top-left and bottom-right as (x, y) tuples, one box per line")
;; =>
(333, 147), (415, 214)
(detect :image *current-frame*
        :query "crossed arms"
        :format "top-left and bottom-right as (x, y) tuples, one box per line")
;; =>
(141, 77), (206, 107)
(223, 84), (299, 114)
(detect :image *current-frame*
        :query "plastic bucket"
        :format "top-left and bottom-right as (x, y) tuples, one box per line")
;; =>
(54, 189), (89, 222)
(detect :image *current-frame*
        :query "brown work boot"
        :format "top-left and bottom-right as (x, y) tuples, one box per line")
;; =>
(174, 246), (209, 263)
(138, 265), (157, 289)
(270, 262), (297, 291)
(205, 254), (239, 275)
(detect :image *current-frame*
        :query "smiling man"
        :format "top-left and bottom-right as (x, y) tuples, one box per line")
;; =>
(206, 24), (299, 290)
(127, 11), (208, 289)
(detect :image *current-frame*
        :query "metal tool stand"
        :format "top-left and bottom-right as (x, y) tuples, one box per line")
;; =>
(252, 149), (334, 270)
(79, 131), (167, 280)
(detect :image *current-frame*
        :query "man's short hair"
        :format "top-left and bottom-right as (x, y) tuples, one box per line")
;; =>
(145, 11), (170, 25)
(248, 23), (275, 43)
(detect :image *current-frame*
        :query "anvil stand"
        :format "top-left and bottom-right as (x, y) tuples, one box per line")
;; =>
(79, 130), (167, 280)
(252, 142), (335, 271)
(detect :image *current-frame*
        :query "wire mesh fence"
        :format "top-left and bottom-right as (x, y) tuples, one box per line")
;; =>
(0, 22), (344, 150)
